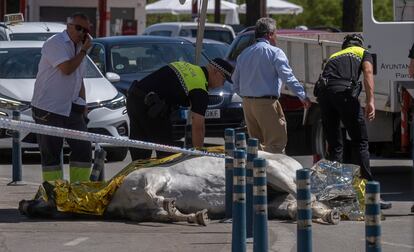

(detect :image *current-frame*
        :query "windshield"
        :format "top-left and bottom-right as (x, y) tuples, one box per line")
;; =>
(202, 43), (229, 59)
(0, 48), (102, 79)
(190, 29), (233, 44)
(227, 32), (255, 61)
(9, 33), (58, 41)
(110, 43), (209, 74)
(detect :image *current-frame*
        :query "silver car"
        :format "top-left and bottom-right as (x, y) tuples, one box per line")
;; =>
(0, 41), (129, 161)
(0, 13), (66, 41)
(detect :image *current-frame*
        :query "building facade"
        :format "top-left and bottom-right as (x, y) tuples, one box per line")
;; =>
(1, 0), (146, 36)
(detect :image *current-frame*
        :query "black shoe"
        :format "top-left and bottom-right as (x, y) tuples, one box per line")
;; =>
(380, 199), (392, 210)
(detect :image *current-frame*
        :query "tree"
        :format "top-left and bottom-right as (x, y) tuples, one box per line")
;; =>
(342, 0), (361, 32)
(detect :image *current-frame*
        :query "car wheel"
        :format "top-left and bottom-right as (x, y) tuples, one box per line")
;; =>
(104, 147), (128, 162)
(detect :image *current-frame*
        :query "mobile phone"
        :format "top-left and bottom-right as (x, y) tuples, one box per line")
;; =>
(82, 33), (92, 43)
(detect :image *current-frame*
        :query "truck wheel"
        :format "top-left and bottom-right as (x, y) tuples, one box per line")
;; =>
(312, 119), (327, 159)
(104, 147), (128, 162)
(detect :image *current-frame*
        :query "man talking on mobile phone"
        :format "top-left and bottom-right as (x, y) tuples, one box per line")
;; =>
(31, 12), (93, 183)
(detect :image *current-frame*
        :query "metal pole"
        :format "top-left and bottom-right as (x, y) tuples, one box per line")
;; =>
(365, 181), (381, 252)
(232, 149), (246, 252)
(246, 138), (258, 238)
(296, 169), (312, 252)
(225, 128), (235, 219)
(185, 0), (208, 147)
(9, 111), (24, 186)
(195, 0), (208, 65)
(253, 158), (268, 252)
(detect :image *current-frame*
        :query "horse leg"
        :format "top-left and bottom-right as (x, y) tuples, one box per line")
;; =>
(162, 198), (209, 226)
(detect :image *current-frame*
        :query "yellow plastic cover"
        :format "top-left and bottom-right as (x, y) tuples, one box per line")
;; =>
(38, 147), (224, 216)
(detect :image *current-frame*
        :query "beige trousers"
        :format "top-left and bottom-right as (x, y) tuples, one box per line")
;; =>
(242, 98), (287, 153)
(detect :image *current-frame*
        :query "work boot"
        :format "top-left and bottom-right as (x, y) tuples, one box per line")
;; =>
(379, 199), (392, 210)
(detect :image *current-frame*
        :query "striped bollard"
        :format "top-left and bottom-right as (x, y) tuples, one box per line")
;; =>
(253, 158), (268, 252)
(232, 149), (246, 252)
(9, 110), (24, 185)
(246, 138), (259, 238)
(235, 132), (247, 151)
(365, 181), (381, 252)
(296, 169), (312, 252)
(225, 128), (235, 219)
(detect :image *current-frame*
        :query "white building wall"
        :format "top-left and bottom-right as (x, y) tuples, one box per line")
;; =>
(26, 0), (145, 35)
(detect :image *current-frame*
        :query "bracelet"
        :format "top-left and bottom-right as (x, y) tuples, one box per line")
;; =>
(80, 49), (87, 55)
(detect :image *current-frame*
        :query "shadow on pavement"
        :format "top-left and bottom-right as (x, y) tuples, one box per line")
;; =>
(372, 166), (414, 202)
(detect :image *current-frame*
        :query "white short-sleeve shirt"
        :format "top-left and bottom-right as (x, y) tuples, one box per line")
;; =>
(31, 30), (87, 117)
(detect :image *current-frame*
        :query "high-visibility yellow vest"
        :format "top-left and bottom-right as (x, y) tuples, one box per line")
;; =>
(328, 46), (365, 61)
(169, 61), (208, 95)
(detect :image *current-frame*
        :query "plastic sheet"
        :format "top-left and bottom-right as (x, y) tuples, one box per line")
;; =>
(310, 159), (366, 221)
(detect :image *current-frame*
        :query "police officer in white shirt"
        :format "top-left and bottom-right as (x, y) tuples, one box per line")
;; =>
(31, 12), (93, 183)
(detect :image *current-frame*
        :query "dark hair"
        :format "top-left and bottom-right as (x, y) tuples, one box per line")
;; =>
(342, 34), (364, 49)
(69, 12), (90, 22)
(255, 17), (276, 39)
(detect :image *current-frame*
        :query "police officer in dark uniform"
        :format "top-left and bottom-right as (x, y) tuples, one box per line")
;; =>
(316, 34), (391, 209)
(127, 58), (233, 160)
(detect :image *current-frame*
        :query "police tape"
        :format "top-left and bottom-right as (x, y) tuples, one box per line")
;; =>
(0, 117), (225, 158)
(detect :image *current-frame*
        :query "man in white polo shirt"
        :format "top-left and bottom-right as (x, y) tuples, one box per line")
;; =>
(31, 13), (93, 183)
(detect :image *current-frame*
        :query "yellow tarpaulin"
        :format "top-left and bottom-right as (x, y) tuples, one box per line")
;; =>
(36, 146), (224, 216)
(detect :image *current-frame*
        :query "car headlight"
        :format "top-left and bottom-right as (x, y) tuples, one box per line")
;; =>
(101, 92), (126, 110)
(0, 93), (30, 111)
(231, 93), (242, 103)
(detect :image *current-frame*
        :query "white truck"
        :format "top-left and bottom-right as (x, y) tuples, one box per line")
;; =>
(227, 0), (414, 158)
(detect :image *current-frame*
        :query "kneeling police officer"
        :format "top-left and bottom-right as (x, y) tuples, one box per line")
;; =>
(127, 58), (234, 160)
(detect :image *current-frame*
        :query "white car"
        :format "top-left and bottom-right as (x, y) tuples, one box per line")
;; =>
(143, 22), (236, 44)
(0, 13), (66, 41)
(0, 41), (129, 161)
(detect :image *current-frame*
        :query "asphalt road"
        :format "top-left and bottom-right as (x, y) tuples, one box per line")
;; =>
(0, 139), (412, 252)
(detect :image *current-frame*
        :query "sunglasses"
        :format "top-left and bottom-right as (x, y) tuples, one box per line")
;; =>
(69, 23), (89, 34)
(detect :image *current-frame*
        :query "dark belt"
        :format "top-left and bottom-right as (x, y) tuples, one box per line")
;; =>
(243, 95), (278, 100)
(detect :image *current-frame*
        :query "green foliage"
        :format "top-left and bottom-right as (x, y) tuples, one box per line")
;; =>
(272, 0), (342, 29)
(373, 0), (393, 22)
(145, 0), (395, 29)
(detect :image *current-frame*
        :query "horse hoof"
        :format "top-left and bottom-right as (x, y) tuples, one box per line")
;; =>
(18, 200), (29, 215)
(287, 203), (297, 220)
(323, 209), (340, 225)
(163, 198), (176, 215)
(195, 209), (209, 226)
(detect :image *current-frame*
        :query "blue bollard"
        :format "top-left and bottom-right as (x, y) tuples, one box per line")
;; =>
(235, 132), (247, 151)
(365, 181), (381, 252)
(225, 128), (235, 219)
(253, 158), (268, 252)
(232, 149), (246, 252)
(297, 169), (312, 252)
(246, 138), (258, 238)
(10, 111), (23, 184)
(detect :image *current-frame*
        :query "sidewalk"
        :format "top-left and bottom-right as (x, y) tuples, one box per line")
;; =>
(0, 177), (298, 252)
(0, 157), (412, 251)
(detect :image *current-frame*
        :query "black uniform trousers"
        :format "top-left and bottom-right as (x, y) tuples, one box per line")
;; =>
(318, 90), (374, 181)
(126, 91), (173, 160)
(32, 106), (92, 170)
